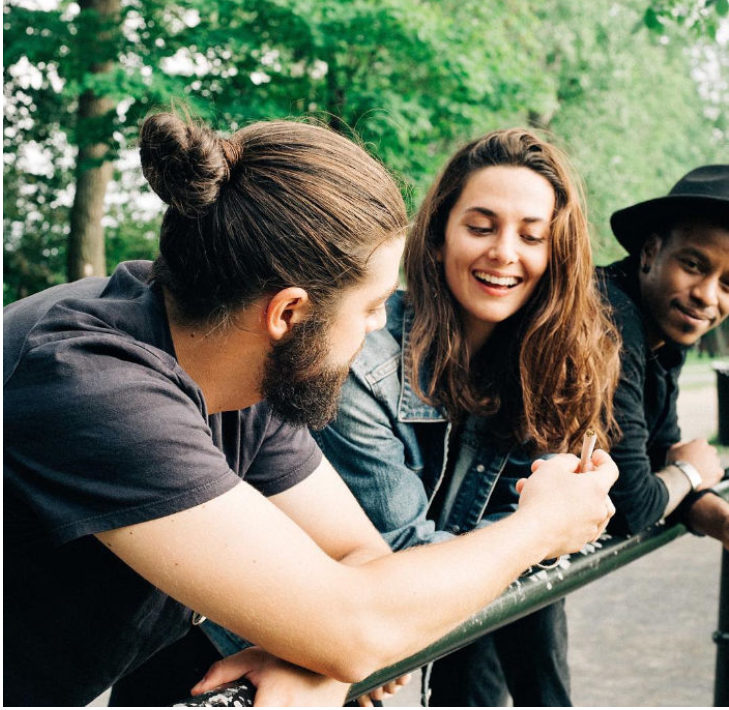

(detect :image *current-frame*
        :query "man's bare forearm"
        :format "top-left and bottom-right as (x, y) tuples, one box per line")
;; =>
(97, 454), (616, 684)
(686, 493), (729, 548)
(656, 465), (693, 517)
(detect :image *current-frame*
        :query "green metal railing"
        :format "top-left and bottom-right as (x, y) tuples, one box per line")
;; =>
(181, 480), (728, 707)
(348, 479), (729, 703)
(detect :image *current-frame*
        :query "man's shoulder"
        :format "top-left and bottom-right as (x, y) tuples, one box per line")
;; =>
(3, 262), (170, 387)
(597, 258), (638, 307)
(4, 276), (108, 383)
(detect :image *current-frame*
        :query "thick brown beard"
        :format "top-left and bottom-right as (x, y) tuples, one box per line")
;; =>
(260, 317), (352, 430)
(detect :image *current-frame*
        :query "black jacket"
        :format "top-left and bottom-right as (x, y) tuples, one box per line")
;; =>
(598, 257), (690, 535)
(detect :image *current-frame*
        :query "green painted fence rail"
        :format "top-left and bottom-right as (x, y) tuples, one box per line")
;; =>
(179, 479), (729, 706)
(348, 478), (729, 704)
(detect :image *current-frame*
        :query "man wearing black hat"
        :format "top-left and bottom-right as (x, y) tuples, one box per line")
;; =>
(599, 164), (729, 545)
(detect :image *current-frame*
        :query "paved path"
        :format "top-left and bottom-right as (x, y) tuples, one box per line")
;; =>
(567, 533), (721, 707)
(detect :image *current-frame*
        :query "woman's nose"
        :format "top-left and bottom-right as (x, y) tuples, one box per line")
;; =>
(486, 231), (517, 264)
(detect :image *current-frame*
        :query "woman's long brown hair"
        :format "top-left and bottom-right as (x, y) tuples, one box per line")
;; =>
(404, 129), (620, 454)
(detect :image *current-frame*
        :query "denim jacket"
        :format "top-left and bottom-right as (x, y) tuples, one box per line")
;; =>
(313, 290), (525, 551)
(204, 291), (525, 658)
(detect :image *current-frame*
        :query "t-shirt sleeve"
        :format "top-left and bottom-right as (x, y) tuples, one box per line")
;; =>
(242, 412), (323, 497)
(4, 335), (242, 545)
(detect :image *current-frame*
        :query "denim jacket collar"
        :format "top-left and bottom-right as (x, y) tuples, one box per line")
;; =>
(396, 299), (448, 424)
(325, 289), (523, 543)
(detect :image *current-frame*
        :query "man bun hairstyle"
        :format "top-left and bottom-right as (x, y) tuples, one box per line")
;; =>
(140, 113), (229, 218)
(139, 111), (407, 326)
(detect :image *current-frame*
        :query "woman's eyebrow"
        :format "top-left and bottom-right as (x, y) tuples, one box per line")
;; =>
(463, 207), (496, 218)
(463, 206), (548, 224)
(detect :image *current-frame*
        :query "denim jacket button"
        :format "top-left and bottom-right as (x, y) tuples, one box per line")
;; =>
(476, 464), (485, 473)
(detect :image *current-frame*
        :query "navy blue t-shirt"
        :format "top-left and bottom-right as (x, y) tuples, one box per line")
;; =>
(3, 261), (322, 706)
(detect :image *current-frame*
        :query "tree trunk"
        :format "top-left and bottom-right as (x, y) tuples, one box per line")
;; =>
(66, 0), (120, 282)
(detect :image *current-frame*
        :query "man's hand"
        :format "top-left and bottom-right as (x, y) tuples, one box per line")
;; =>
(191, 647), (412, 708)
(356, 674), (413, 707)
(191, 647), (350, 707)
(687, 493), (729, 550)
(667, 439), (723, 489)
(515, 451), (618, 558)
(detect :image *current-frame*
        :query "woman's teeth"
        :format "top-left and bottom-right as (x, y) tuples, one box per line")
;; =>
(474, 271), (519, 287)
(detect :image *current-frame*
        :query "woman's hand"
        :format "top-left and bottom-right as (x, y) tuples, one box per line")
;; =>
(191, 647), (350, 707)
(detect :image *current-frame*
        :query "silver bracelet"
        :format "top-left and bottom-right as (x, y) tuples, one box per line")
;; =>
(668, 460), (702, 491)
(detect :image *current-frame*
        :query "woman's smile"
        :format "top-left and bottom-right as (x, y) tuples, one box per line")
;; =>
(473, 269), (523, 294)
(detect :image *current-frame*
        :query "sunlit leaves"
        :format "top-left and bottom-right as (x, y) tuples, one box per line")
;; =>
(643, 0), (727, 38)
(3, 0), (727, 300)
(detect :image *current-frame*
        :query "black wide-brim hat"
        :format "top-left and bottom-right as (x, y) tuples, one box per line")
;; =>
(610, 164), (729, 255)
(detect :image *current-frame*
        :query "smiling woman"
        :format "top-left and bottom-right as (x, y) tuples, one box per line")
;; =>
(309, 127), (623, 707)
(405, 129), (619, 454)
(438, 165), (554, 352)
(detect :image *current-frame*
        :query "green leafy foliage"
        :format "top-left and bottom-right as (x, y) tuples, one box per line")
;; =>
(643, 0), (728, 38)
(529, 0), (726, 262)
(3, 0), (727, 302)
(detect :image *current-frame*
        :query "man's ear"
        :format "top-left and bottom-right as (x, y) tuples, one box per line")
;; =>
(263, 287), (312, 341)
(640, 234), (662, 273)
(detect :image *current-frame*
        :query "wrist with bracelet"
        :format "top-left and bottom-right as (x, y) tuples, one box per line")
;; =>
(667, 460), (702, 491)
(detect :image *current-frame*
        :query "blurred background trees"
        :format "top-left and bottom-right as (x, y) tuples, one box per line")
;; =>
(4, 0), (728, 303)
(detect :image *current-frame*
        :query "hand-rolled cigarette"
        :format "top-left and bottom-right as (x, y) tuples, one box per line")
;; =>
(579, 429), (597, 473)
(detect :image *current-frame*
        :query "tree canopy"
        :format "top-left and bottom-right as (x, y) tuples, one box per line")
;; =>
(4, 0), (728, 303)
